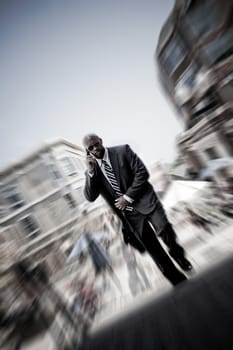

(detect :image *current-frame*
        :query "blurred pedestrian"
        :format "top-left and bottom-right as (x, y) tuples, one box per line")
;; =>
(186, 207), (213, 235)
(122, 244), (151, 296)
(85, 233), (122, 292)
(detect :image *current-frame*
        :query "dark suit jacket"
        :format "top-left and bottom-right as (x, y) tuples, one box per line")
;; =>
(83, 144), (158, 252)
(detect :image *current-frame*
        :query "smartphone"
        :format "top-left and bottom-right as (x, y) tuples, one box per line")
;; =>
(86, 149), (90, 156)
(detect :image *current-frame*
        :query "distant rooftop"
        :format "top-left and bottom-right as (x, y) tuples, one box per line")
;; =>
(0, 138), (84, 177)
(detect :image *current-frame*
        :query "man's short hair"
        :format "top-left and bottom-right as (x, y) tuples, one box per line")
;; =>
(83, 133), (101, 146)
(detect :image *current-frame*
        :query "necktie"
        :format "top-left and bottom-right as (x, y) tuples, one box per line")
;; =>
(102, 160), (133, 212)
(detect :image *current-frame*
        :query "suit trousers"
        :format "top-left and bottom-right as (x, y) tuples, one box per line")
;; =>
(125, 207), (187, 285)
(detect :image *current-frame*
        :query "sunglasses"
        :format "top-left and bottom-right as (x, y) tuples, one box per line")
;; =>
(87, 141), (101, 152)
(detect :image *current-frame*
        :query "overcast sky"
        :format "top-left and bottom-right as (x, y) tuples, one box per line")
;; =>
(0, 0), (182, 168)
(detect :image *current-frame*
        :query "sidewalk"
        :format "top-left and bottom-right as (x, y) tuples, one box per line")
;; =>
(24, 218), (233, 349)
(92, 218), (233, 329)
(84, 255), (233, 350)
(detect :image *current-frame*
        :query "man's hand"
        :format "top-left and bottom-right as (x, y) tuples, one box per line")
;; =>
(115, 196), (129, 210)
(86, 154), (96, 174)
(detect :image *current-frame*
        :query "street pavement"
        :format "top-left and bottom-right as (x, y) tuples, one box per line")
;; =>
(22, 217), (233, 349)
(92, 217), (233, 330)
(84, 255), (233, 350)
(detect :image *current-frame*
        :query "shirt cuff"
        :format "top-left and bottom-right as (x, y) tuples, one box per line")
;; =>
(123, 194), (134, 203)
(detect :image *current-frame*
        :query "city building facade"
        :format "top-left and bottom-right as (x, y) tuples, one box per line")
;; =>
(0, 139), (116, 280)
(156, 0), (233, 185)
(149, 161), (171, 196)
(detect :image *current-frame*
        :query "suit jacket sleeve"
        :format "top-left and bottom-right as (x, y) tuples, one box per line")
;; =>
(83, 170), (101, 202)
(124, 144), (149, 200)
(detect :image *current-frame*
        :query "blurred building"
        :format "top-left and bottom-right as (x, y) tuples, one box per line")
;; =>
(168, 154), (197, 180)
(149, 161), (171, 197)
(0, 139), (115, 278)
(156, 0), (233, 185)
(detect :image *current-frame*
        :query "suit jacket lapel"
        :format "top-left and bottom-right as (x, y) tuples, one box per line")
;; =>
(108, 147), (121, 189)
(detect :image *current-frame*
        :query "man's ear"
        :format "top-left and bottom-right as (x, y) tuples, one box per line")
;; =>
(99, 138), (103, 144)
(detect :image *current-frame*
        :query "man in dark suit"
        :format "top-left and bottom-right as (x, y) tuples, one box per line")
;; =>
(83, 134), (192, 286)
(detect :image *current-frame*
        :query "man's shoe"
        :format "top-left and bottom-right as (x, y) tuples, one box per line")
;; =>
(175, 257), (193, 271)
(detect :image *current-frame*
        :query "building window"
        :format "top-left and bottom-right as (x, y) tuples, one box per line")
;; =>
(192, 89), (220, 116)
(1, 186), (25, 211)
(27, 163), (56, 197)
(187, 89), (220, 129)
(221, 73), (233, 87)
(29, 164), (46, 186)
(205, 31), (233, 65)
(225, 131), (233, 153)
(59, 157), (77, 176)
(186, 0), (221, 38)
(64, 193), (76, 209)
(177, 63), (199, 90)
(161, 34), (187, 75)
(48, 163), (62, 180)
(225, 131), (233, 142)
(19, 215), (40, 238)
(183, 149), (203, 170)
(0, 207), (6, 219)
(205, 147), (219, 160)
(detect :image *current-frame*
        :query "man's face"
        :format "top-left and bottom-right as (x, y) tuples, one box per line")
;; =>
(85, 136), (105, 159)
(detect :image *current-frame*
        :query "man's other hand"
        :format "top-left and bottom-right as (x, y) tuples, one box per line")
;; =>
(115, 196), (129, 210)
